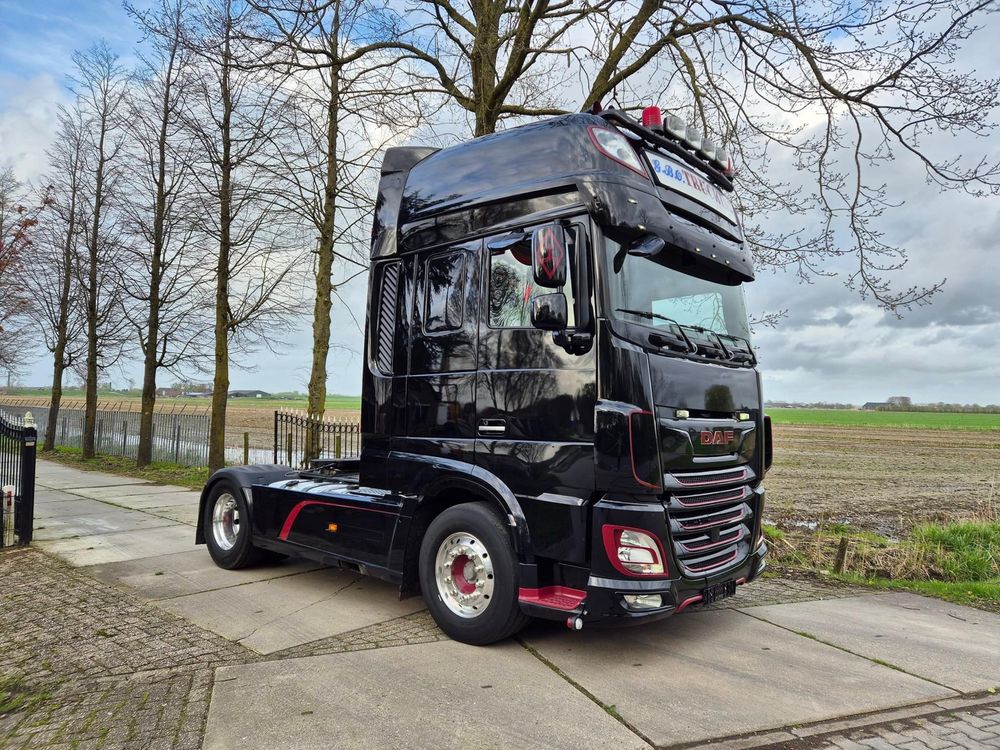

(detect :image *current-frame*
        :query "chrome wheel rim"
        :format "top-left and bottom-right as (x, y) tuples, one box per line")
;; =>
(212, 492), (240, 551)
(434, 531), (495, 618)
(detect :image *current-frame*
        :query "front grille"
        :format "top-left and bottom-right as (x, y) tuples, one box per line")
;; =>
(665, 467), (755, 578)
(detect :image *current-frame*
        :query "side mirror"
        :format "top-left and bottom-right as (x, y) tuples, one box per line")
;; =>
(530, 292), (567, 331)
(531, 224), (568, 288)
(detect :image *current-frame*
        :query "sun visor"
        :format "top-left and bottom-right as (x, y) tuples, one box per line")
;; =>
(582, 180), (754, 283)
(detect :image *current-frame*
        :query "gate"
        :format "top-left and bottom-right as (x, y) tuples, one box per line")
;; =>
(0, 410), (37, 547)
(273, 411), (360, 468)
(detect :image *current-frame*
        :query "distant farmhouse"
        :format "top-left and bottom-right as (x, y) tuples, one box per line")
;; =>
(228, 390), (271, 399)
(863, 396), (912, 411)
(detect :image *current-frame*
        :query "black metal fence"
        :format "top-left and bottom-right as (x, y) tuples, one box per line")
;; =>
(274, 411), (360, 467)
(0, 410), (37, 547)
(0, 401), (210, 466)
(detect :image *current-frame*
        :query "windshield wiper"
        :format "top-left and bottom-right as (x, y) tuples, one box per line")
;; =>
(615, 308), (695, 352)
(615, 307), (756, 365)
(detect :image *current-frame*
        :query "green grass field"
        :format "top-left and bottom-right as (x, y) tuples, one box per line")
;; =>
(1, 388), (361, 412)
(768, 408), (1000, 431)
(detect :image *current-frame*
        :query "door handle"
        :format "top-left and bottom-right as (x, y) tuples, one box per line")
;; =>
(478, 419), (507, 435)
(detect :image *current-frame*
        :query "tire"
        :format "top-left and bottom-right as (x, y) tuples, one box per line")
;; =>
(419, 502), (530, 645)
(203, 481), (265, 570)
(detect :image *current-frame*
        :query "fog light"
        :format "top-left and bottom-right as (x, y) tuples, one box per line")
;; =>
(623, 594), (663, 610)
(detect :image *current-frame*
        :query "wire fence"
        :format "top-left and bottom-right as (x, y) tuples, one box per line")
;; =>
(0, 402), (210, 467)
(274, 410), (361, 468)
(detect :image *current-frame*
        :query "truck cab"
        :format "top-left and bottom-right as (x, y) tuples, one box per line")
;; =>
(196, 108), (770, 645)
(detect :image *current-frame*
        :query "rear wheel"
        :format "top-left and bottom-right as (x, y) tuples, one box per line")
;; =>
(203, 481), (265, 569)
(419, 502), (530, 645)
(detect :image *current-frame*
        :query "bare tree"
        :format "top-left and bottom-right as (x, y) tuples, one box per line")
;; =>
(389, 0), (999, 310)
(185, 0), (302, 471)
(25, 105), (89, 450)
(124, 0), (213, 467)
(0, 169), (33, 379)
(72, 42), (132, 458)
(248, 0), (434, 442)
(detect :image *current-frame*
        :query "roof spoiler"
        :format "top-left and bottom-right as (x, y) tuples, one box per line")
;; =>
(381, 146), (439, 175)
(371, 146), (440, 259)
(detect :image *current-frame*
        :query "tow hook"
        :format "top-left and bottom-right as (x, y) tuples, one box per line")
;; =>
(566, 615), (584, 631)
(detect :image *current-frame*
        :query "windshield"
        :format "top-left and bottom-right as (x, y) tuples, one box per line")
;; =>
(603, 239), (752, 342)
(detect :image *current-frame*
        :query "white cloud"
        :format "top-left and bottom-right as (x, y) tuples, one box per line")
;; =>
(0, 74), (66, 181)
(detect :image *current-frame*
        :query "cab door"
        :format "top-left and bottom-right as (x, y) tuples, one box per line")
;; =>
(475, 220), (597, 562)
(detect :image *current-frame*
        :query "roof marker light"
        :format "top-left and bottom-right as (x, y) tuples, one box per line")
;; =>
(685, 125), (702, 151)
(665, 114), (686, 139)
(699, 137), (717, 162)
(588, 126), (649, 179)
(641, 106), (662, 129)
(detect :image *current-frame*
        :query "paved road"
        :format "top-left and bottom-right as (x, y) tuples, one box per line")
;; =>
(1, 459), (998, 750)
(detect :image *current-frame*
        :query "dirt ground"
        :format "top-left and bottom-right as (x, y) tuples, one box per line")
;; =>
(767, 424), (999, 536)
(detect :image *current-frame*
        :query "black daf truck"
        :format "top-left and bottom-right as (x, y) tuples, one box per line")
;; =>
(196, 106), (771, 645)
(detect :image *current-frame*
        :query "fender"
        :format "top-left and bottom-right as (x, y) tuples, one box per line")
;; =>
(194, 465), (295, 545)
(390, 451), (532, 553)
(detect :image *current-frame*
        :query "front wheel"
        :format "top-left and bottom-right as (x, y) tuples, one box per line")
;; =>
(419, 502), (530, 645)
(203, 481), (265, 569)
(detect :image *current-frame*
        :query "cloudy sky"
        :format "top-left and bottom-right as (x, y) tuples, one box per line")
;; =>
(3, 1), (999, 405)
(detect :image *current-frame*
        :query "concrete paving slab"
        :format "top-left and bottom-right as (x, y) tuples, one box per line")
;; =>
(68, 483), (192, 500)
(33, 497), (121, 519)
(38, 524), (197, 566)
(203, 640), (648, 750)
(33, 508), (180, 541)
(141, 505), (200, 526)
(158, 567), (425, 654)
(87, 549), (322, 600)
(524, 608), (954, 747)
(34, 461), (149, 490)
(745, 593), (1000, 693)
(92, 490), (200, 511)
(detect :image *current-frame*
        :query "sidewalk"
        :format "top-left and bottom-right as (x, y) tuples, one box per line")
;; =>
(1, 459), (997, 750)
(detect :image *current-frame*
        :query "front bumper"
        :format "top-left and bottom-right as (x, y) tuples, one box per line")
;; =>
(518, 481), (768, 626)
(519, 539), (768, 625)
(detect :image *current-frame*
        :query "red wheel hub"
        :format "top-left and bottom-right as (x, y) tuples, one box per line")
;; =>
(450, 554), (476, 594)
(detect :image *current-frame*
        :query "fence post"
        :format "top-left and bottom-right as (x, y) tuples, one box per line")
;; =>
(286, 431), (293, 467)
(17, 415), (36, 545)
(243, 432), (249, 465)
(122, 420), (128, 455)
(173, 420), (181, 463)
(334, 435), (342, 459)
(273, 411), (278, 464)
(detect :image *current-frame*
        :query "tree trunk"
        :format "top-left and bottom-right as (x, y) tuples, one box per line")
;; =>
(44, 358), (65, 453)
(137, 44), (174, 468)
(304, 56), (341, 461)
(208, 16), (234, 474)
(82, 125), (108, 459)
(44, 191), (77, 452)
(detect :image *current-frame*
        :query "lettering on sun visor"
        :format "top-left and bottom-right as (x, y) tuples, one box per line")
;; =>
(644, 151), (737, 224)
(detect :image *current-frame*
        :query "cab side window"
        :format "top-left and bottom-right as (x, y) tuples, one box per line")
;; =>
(488, 227), (577, 328)
(424, 250), (466, 333)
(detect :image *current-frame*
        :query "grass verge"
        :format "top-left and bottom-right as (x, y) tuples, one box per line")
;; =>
(42, 446), (210, 490)
(767, 517), (999, 612)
